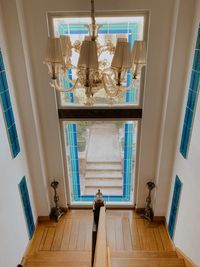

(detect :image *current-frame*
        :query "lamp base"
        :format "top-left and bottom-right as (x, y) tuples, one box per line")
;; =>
(50, 207), (65, 222)
(141, 207), (154, 222)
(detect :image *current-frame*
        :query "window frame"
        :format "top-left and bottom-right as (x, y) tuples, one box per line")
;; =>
(47, 11), (148, 207)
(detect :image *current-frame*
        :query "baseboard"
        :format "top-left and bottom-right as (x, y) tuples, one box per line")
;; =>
(135, 209), (165, 223)
(176, 248), (198, 267)
(153, 216), (166, 222)
(135, 208), (145, 213)
(38, 215), (50, 222)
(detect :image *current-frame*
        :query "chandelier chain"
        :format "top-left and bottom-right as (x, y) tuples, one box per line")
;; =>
(91, 0), (96, 40)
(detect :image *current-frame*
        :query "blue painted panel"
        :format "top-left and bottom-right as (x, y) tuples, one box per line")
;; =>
(193, 49), (200, 72)
(19, 176), (35, 239)
(180, 24), (200, 158)
(168, 176), (182, 239)
(0, 49), (20, 158)
(66, 123), (81, 199)
(196, 26), (200, 49)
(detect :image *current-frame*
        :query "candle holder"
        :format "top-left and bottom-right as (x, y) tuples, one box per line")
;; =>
(50, 180), (64, 221)
(141, 181), (156, 222)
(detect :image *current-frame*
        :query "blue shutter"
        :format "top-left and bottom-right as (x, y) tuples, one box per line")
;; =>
(19, 176), (35, 239)
(168, 176), (182, 239)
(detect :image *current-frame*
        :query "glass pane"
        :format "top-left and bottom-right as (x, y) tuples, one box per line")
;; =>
(53, 16), (144, 107)
(64, 120), (137, 204)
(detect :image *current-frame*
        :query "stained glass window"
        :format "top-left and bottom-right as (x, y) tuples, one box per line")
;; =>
(53, 16), (144, 106)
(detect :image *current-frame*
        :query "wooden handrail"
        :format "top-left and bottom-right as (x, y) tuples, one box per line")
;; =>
(107, 246), (111, 267)
(93, 206), (109, 267)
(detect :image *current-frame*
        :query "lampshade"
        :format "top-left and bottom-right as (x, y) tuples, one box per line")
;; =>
(60, 35), (72, 57)
(45, 37), (63, 64)
(131, 40), (146, 65)
(78, 38), (98, 69)
(111, 38), (132, 70)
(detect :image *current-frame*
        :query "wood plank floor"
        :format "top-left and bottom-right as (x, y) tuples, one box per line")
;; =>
(23, 210), (177, 267)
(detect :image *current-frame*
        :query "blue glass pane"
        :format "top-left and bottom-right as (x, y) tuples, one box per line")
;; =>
(193, 50), (200, 72)
(0, 49), (5, 71)
(0, 72), (7, 93)
(180, 24), (200, 158)
(4, 108), (14, 128)
(196, 26), (200, 49)
(190, 71), (200, 92)
(1, 71), (8, 90)
(187, 89), (197, 111)
(0, 50), (20, 158)
(8, 124), (18, 144)
(12, 138), (20, 158)
(19, 177), (35, 239)
(1, 90), (11, 110)
(168, 176), (182, 239)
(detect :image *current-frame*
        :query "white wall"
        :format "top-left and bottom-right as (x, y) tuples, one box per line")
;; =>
(153, 0), (195, 215)
(167, 0), (200, 265)
(0, 2), (37, 266)
(0, 0), (51, 215)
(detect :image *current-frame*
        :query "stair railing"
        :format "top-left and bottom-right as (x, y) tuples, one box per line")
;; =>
(93, 206), (109, 267)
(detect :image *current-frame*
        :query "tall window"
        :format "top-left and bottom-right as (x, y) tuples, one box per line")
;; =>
(50, 14), (146, 205)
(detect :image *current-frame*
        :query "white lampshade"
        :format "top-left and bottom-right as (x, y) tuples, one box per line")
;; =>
(78, 38), (98, 69)
(45, 37), (63, 64)
(60, 35), (72, 57)
(111, 38), (132, 70)
(131, 40), (146, 65)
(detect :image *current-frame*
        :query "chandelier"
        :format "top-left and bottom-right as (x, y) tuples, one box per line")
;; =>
(44, 0), (147, 106)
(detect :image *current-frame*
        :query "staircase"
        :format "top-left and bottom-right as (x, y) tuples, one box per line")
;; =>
(84, 161), (123, 195)
(22, 211), (187, 267)
(110, 250), (186, 267)
(84, 122), (123, 196)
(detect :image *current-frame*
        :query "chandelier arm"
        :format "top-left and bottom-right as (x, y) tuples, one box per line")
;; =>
(103, 70), (135, 91)
(102, 74), (121, 97)
(50, 78), (79, 93)
(98, 45), (115, 56)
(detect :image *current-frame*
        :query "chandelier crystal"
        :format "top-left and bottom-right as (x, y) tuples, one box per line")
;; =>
(44, 0), (147, 106)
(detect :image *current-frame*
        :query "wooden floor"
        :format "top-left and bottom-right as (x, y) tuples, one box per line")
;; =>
(23, 210), (185, 267)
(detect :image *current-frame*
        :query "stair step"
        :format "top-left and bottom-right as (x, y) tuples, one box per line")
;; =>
(84, 187), (123, 196)
(85, 170), (123, 179)
(26, 263), (89, 267)
(86, 163), (122, 171)
(86, 161), (122, 164)
(85, 171), (122, 179)
(25, 251), (90, 266)
(111, 250), (177, 258)
(85, 179), (123, 187)
(111, 258), (185, 267)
